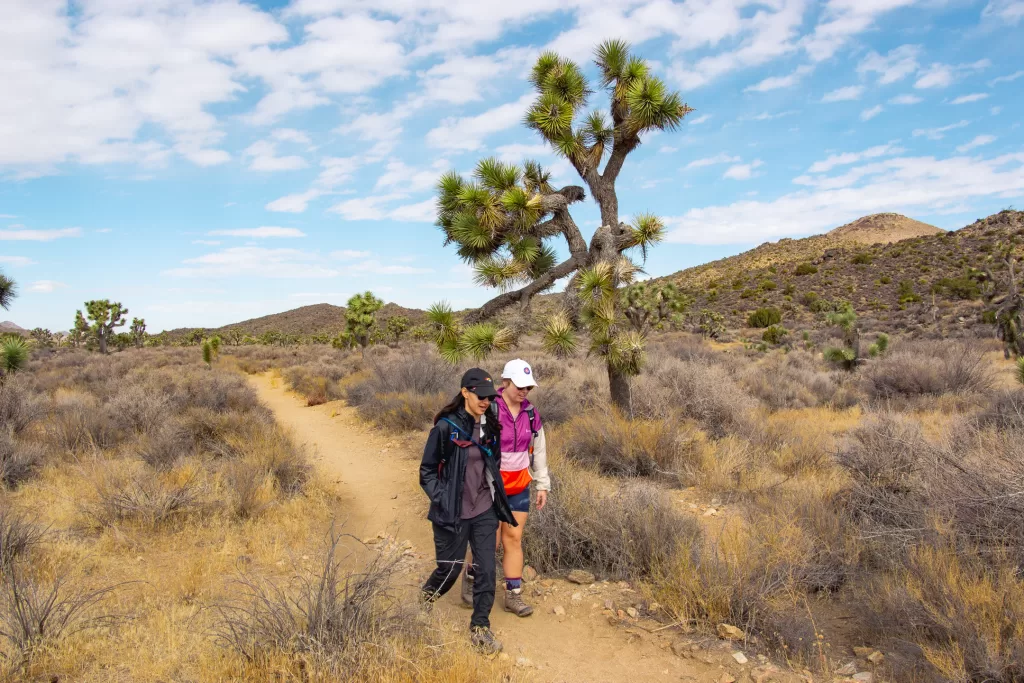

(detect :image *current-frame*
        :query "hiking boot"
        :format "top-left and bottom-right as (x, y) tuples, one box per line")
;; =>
(460, 572), (474, 607)
(470, 626), (503, 654)
(503, 588), (534, 617)
(419, 589), (437, 613)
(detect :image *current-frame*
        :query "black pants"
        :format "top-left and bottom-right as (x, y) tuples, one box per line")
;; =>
(421, 506), (498, 628)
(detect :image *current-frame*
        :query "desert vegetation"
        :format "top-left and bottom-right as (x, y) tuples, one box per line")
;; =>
(0, 348), (516, 681)
(250, 323), (1023, 683)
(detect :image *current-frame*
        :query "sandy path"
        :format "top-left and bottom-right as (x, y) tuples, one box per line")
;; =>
(251, 373), (733, 683)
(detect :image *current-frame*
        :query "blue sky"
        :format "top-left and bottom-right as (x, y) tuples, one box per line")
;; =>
(2, 0), (1022, 333)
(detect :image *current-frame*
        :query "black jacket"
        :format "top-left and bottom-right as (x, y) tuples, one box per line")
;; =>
(419, 407), (517, 530)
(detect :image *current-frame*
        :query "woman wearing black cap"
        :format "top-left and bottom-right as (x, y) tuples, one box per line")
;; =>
(419, 367), (517, 654)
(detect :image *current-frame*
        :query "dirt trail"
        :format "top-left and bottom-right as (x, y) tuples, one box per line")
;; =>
(251, 373), (745, 683)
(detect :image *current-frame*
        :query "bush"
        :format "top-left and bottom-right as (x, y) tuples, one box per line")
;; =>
(794, 263), (817, 276)
(356, 391), (444, 432)
(524, 458), (701, 579)
(851, 252), (873, 265)
(932, 275), (981, 300)
(83, 463), (207, 530)
(107, 384), (170, 435)
(761, 325), (788, 345)
(0, 380), (46, 436)
(0, 430), (45, 488)
(747, 307), (782, 328)
(898, 280), (922, 304)
(983, 389), (1024, 432)
(739, 350), (854, 410)
(45, 392), (119, 455)
(0, 509), (44, 570)
(863, 342), (995, 399)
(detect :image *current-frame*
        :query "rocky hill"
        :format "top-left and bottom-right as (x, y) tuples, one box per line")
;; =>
(656, 209), (1022, 338)
(0, 321), (26, 336)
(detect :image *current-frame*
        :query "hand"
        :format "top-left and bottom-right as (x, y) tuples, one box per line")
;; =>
(536, 490), (548, 511)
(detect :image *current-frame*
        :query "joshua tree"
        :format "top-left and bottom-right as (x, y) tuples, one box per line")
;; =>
(621, 282), (690, 333)
(980, 241), (1024, 358)
(30, 328), (55, 348)
(697, 309), (725, 340)
(0, 271), (15, 311)
(130, 318), (146, 348)
(433, 40), (692, 408)
(341, 291), (384, 352)
(84, 300), (128, 354)
(385, 315), (409, 344)
(69, 310), (89, 348)
(821, 304), (889, 370)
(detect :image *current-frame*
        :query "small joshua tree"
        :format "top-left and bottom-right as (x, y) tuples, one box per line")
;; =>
(70, 310), (89, 348)
(979, 240), (1024, 358)
(433, 39), (692, 408)
(342, 291), (384, 352)
(385, 315), (409, 344)
(84, 300), (128, 354)
(822, 304), (863, 371)
(130, 318), (146, 349)
(621, 282), (690, 333)
(201, 339), (213, 368)
(697, 309), (725, 340)
(30, 328), (55, 348)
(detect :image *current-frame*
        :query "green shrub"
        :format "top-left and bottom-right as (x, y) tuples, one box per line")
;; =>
(981, 310), (997, 325)
(898, 280), (922, 304)
(932, 276), (981, 300)
(761, 325), (789, 345)
(731, 277), (745, 290)
(868, 333), (889, 358)
(747, 307), (782, 328)
(759, 279), (777, 292)
(794, 263), (817, 276)
(782, 283), (795, 296)
(851, 252), (873, 265)
(1017, 357), (1024, 386)
(879, 276), (892, 285)
(739, 288), (756, 299)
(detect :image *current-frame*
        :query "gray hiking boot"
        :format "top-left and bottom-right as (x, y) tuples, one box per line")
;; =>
(503, 588), (534, 617)
(470, 626), (503, 654)
(460, 572), (474, 607)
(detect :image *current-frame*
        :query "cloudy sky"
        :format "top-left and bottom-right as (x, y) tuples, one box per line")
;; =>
(2, 0), (1022, 332)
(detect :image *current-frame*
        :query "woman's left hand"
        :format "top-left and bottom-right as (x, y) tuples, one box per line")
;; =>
(536, 490), (548, 511)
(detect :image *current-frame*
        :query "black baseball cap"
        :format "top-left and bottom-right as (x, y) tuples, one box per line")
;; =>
(461, 368), (498, 398)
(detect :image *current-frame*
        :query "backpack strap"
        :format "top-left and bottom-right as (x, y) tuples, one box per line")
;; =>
(439, 417), (493, 458)
(524, 406), (538, 469)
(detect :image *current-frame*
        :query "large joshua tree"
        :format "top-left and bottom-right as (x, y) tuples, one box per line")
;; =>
(84, 299), (128, 354)
(433, 40), (692, 407)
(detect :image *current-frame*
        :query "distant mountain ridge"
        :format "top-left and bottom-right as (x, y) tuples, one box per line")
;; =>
(0, 321), (26, 336)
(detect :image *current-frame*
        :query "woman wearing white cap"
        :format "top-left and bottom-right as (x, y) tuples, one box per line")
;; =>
(460, 358), (550, 617)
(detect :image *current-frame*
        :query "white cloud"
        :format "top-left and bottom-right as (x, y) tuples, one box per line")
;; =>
(330, 250), (372, 260)
(493, 143), (553, 163)
(802, 0), (920, 63)
(957, 135), (997, 153)
(271, 129), (312, 145)
(0, 215), (15, 219)
(0, 227), (82, 241)
(915, 60), (991, 89)
(992, 106), (1003, 116)
(745, 110), (799, 121)
(821, 85), (865, 103)
(344, 260), (433, 275)
(192, 240), (221, 246)
(951, 93), (989, 105)
(745, 65), (813, 93)
(858, 45), (921, 84)
(809, 144), (904, 173)
(209, 227), (306, 238)
(374, 160), (445, 193)
(912, 120), (970, 140)
(388, 198), (438, 223)
(164, 247), (339, 278)
(426, 93), (534, 151)
(990, 70), (1024, 86)
(659, 146), (679, 154)
(327, 194), (436, 223)
(860, 105), (884, 121)
(666, 152), (1024, 245)
(416, 47), (534, 105)
(890, 94), (923, 105)
(724, 160), (763, 180)
(686, 153), (740, 169)
(27, 280), (67, 293)
(242, 140), (308, 172)
(0, 256), (34, 266)
(688, 114), (711, 125)
(265, 190), (324, 213)
(982, 0), (1024, 23)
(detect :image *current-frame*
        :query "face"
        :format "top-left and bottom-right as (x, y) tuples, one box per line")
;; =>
(461, 387), (492, 417)
(502, 379), (533, 403)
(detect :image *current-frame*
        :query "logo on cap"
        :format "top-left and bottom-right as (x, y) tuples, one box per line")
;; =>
(523, 368), (531, 374)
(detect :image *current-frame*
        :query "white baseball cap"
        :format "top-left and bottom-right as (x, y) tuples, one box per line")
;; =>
(501, 359), (538, 388)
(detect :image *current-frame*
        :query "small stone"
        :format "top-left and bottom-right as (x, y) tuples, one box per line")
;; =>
(617, 609), (626, 619)
(732, 652), (748, 665)
(553, 605), (566, 616)
(523, 565), (538, 582)
(604, 600), (615, 610)
(390, 494), (398, 499)
(866, 652), (884, 666)
(626, 607), (639, 619)
(852, 647), (873, 658)
(571, 592), (583, 603)
(672, 641), (690, 658)
(648, 601), (661, 613)
(540, 579), (554, 588)
(852, 673), (873, 683)
(717, 623), (745, 641)
(711, 497), (722, 506)
(607, 614), (620, 626)
(704, 507), (719, 517)
(835, 662), (858, 676)
(515, 657), (532, 668)
(617, 581), (631, 589)
(567, 569), (596, 585)
(689, 502), (699, 509)
(720, 674), (737, 683)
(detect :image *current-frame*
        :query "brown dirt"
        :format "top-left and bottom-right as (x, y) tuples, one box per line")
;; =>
(250, 372), (776, 683)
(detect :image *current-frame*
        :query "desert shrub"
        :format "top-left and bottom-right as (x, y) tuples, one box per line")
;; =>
(0, 380), (46, 436)
(747, 307), (782, 328)
(932, 275), (981, 300)
(759, 279), (777, 291)
(232, 424), (311, 496)
(524, 458), (701, 579)
(356, 391), (443, 432)
(529, 362), (609, 426)
(794, 263), (818, 276)
(107, 384), (170, 435)
(224, 459), (275, 520)
(45, 392), (119, 455)
(761, 325), (788, 345)
(135, 422), (194, 470)
(174, 371), (263, 414)
(739, 350), (854, 410)
(558, 409), (700, 481)
(283, 361), (349, 406)
(0, 509), (45, 570)
(898, 280), (922, 304)
(863, 342), (995, 399)
(851, 252), (873, 265)
(868, 543), (1024, 683)
(83, 463), (207, 530)
(633, 355), (757, 438)
(0, 431), (45, 488)
(981, 389), (1024, 432)
(211, 530), (415, 675)
(344, 345), (459, 429)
